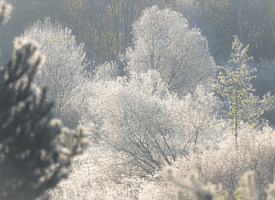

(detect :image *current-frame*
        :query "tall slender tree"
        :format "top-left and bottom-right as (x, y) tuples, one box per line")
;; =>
(214, 36), (268, 148)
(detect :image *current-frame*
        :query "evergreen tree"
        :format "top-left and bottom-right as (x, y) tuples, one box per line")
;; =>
(0, 2), (87, 199)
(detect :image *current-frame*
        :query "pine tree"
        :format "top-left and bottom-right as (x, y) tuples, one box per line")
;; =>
(0, 2), (87, 199)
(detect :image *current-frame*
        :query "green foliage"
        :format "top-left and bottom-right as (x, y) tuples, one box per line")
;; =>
(214, 36), (268, 147)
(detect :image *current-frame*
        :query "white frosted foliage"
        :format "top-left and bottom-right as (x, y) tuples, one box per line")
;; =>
(21, 18), (88, 127)
(125, 6), (216, 96)
(84, 70), (225, 174)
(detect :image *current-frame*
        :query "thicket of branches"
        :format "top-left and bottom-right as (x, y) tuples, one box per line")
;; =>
(21, 17), (88, 128)
(2, 0), (275, 200)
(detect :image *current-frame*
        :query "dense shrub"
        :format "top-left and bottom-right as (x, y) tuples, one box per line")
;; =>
(170, 124), (275, 199)
(82, 69), (225, 175)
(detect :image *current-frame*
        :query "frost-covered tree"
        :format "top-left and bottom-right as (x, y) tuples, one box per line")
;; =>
(84, 69), (224, 174)
(21, 18), (88, 127)
(170, 0), (219, 64)
(92, 61), (118, 82)
(215, 36), (268, 148)
(181, 85), (224, 148)
(0, 2), (87, 199)
(125, 6), (216, 96)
